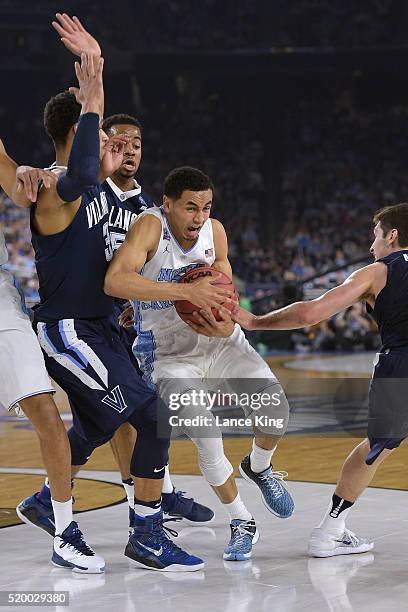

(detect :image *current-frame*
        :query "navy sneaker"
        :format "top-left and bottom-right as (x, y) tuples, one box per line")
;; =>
(162, 488), (214, 525)
(239, 455), (294, 519)
(223, 518), (259, 561)
(52, 521), (105, 574)
(16, 493), (55, 536)
(125, 511), (204, 572)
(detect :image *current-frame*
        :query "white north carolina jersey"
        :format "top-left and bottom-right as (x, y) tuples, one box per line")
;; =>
(133, 206), (215, 338)
(0, 226), (8, 265)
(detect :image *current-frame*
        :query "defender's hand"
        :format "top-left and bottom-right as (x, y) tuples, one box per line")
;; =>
(69, 52), (104, 116)
(118, 302), (135, 328)
(15, 166), (57, 202)
(100, 134), (130, 177)
(52, 13), (101, 57)
(187, 306), (235, 337)
(231, 305), (257, 331)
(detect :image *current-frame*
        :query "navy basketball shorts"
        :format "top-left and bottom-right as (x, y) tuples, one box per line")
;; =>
(111, 304), (141, 373)
(34, 316), (170, 476)
(366, 348), (408, 464)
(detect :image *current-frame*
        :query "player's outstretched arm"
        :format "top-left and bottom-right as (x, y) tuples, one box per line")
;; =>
(232, 264), (380, 331)
(52, 13), (101, 57)
(104, 215), (234, 308)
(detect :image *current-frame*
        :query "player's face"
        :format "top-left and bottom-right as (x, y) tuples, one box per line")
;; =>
(370, 222), (397, 260)
(107, 124), (142, 178)
(164, 189), (213, 243)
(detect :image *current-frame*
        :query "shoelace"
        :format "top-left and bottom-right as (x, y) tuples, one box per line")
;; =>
(258, 470), (289, 498)
(151, 517), (184, 553)
(230, 522), (255, 547)
(59, 526), (95, 556)
(342, 528), (359, 546)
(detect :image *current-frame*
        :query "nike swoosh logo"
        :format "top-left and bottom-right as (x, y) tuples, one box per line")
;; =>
(154, 466), (165, 473)
(137, 541), (163, 556)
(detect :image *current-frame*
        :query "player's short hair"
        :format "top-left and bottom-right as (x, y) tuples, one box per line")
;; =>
(164, 166), (214, 200)
(43, 91), (81, 147)
(374, 202), (408, 246)
(102, 114), (142, 134)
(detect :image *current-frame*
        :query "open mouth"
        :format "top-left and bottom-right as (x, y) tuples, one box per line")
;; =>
(122, 159), (136, 171)
(186, 226), (201, 237)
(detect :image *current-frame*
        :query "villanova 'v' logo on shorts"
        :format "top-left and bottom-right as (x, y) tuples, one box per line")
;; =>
(101, 385), (128, 413)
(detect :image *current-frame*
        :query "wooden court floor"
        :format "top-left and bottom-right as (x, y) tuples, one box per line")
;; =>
(1, 353), (407, 527)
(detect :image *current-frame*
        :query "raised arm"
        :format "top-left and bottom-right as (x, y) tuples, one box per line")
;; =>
(104, 214), (233, 308)
(52, 13), (101, 58)
(233, 264), (382, 331)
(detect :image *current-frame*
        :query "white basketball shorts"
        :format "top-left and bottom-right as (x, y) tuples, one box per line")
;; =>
(0, 270), (54, 411)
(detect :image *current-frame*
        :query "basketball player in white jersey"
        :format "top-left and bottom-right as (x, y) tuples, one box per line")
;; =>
(105, 166), (294, 561)
(0, 137), (105, 572)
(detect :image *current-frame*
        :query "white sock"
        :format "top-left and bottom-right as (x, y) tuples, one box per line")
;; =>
(52, 497), (73, 535)
(122, 479), (134, 509)
(224, 493), (252, 522)
(134, 499), (161, 518)
(162, 465), (174, 494)
(250, 440), (276, 473)
(317, 500), (352, 535)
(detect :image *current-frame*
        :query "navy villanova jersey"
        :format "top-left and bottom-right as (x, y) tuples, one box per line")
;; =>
(102, 177), (155, 249)
(31, 173), (154, 321)
(103, 177), (155, 356)
(367, 249), (408, 349)
(31, 181), (115, 320)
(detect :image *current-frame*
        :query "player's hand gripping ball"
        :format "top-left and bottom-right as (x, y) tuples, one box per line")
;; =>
(175, 266), (238, 325)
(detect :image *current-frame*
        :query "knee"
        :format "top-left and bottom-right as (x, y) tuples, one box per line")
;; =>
(193, 437), (233, 486)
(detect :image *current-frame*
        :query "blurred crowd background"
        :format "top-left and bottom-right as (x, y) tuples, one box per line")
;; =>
(3, 0), (408, 353)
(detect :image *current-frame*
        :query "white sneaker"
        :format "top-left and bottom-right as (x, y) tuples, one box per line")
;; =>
(52, 521), (105, 573)
(308, 527), (374, 558)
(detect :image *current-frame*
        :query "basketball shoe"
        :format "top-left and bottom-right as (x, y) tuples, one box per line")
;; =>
(308, 526), (374, 557)
(162, 488), (214, 525)
(17, 492), (55, 536)
(128, 489), (214, 534)
(52, 521), (105, 573)
(223, 518), (259, 561)
(125, 511), (204, 571)
(239, 455), (294, 518)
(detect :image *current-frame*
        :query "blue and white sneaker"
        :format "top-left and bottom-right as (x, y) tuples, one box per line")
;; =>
(125, 511), (204, 572)
(223, 518), (259, 561)
(239, 455), (294, 519)
(52, 521), (105, 574)
(162, 488), (215, 525)
(16, 493), (55, 536)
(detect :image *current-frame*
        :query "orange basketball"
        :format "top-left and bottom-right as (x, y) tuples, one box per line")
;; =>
(175, 266), (237, 324)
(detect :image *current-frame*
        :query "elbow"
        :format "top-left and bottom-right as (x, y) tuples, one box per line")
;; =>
(104, 273), (116, 297)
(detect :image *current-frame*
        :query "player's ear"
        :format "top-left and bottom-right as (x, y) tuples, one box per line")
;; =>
(163, 195), (171, 213)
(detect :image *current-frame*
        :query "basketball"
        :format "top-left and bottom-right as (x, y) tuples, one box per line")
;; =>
(175, 266), (237, 324)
